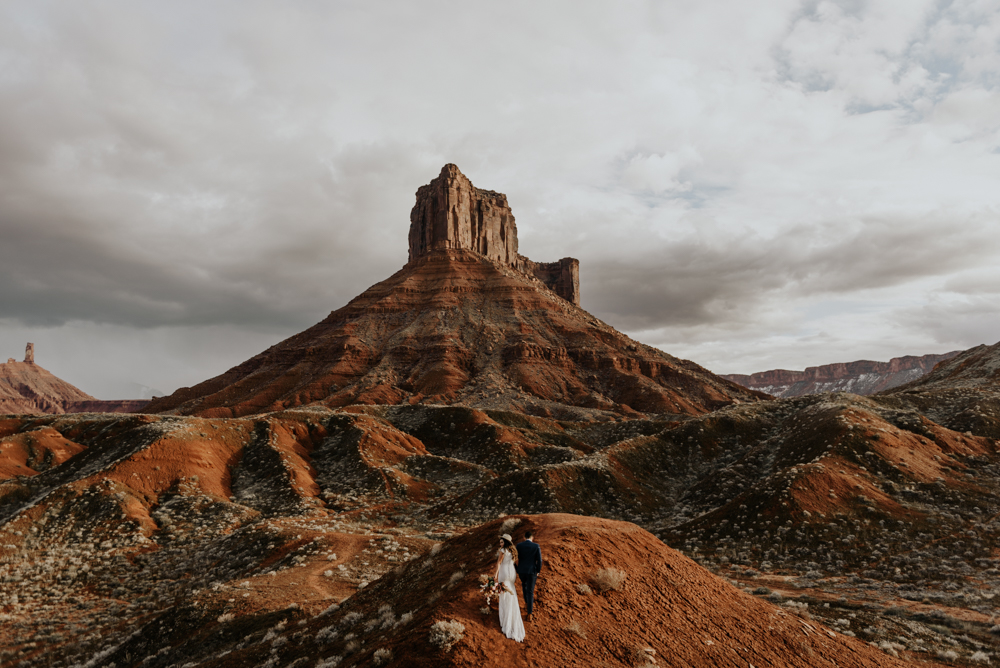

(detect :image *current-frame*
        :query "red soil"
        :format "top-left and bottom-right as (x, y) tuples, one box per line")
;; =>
(294, 514), (916, 668)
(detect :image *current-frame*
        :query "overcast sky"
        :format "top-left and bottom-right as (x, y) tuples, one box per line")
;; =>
(1, 1), (999, 398)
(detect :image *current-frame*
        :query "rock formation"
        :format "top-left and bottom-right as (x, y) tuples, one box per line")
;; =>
(723, 351), (959, 398)
(0, 344), (149, 414)
(408, 164), (580, 305)
(147, 165), (761, 418)
(0, 351), (94, 414)
(892, 339), (1000, 391)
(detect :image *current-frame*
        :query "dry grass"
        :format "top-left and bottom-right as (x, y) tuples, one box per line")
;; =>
(429, 619), (466, 652)
(501, 517), (522, 534)
(590, 567), (627, 593)
(564, 619), (587, 639)
(576, 583), (592, 595)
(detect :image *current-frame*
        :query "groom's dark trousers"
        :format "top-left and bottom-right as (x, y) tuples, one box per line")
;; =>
(515, 539), (543, 615)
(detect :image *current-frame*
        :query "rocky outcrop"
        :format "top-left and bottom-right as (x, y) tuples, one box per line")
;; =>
(409, 164), (519, 266)
(408, 164), (580, 305)
(0, 345), (150, 415)
(0, 357), (94, 414)
(516, 255), (579, 306)
(723, 352), (960, 398)
(891, 340), (1000, 392)
(146, 167), (763, 418)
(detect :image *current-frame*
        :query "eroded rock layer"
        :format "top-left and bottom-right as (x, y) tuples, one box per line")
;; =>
(146, 249), (760, 419)
(895, 339), (1000, 391)
(148, 165), (760, 418)
(408, 164), (580, 305)
(723, 351), (959, 398)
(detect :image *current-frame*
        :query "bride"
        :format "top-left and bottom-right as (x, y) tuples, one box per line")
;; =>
(494, 533), (525, 642)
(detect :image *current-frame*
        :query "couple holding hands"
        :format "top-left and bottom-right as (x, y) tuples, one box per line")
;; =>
(493, 529), (542, 642)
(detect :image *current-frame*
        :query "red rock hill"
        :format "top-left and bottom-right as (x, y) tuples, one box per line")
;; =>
(0, 344), (149, 415)
(147, 165), (761, 419)
(722, 351), (959, 398)
(1, 345), (93, 414)
(209, 514), (914, 668)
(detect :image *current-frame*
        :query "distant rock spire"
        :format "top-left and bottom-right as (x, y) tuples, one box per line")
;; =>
(24, 342), (34, 364)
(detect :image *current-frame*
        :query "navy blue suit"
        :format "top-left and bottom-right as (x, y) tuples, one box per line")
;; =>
(515, 539), (542, 615)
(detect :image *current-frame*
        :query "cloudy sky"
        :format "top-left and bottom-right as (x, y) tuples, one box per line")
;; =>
(2, 1), (999, 398)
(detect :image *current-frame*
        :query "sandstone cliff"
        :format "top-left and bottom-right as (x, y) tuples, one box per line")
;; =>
(146, 165), (762, 418)
(723, 351), (959, 398)
(891, 339), (1000, 392)
(409, 164), (580, 305)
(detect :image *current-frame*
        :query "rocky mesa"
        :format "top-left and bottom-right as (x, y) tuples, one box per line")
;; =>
(723, 351), (959, 398)
(147, 165), (762, 419)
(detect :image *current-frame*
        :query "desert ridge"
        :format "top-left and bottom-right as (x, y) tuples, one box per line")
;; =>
(69, 514), (916, 668)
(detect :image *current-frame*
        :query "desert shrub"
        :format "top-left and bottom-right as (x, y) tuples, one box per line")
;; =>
(449, 570), (465, 584)
(576, 583), (592, 595)
(937, 650), (959, 662)
(501, 518), (522, 534)
(564, 619), (586, 639)
(316, 625), (338, 643)
(971, 651), (991, 664)
(317, 602), (340, 617)
(430, 543), (442, 556)
(783, 600), (810, 619)
(217, 613), (234, 623)
(878, 641), (904, 658)
(372, 648), (393, 665)
(429, 619), (465, 652)
(315, 658), (341, 668)
(590, 568), (627, 593)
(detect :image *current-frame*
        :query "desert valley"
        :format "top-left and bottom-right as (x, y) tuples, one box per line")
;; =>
(3, 166), (1000, 668)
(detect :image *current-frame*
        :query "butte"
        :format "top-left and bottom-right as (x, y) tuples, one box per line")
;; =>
(146, 164), (762, 419)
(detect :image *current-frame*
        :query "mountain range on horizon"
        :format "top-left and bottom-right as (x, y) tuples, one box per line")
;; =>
(722, 350), (962, 398)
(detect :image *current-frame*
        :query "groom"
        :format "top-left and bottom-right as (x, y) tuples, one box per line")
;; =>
(515, 530), (543, 618)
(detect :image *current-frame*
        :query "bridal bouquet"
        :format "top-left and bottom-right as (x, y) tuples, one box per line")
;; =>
(478, 575), (510, 605)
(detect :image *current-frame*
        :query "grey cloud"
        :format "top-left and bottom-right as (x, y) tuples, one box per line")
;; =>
(584, 213), (1000, 332)
(1, 1), (999, 395)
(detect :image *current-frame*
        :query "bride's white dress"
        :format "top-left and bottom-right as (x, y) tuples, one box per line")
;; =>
(497, 551), (525, 642)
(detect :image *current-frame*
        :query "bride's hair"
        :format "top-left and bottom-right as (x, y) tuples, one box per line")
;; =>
(500, 537), (519, 565)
